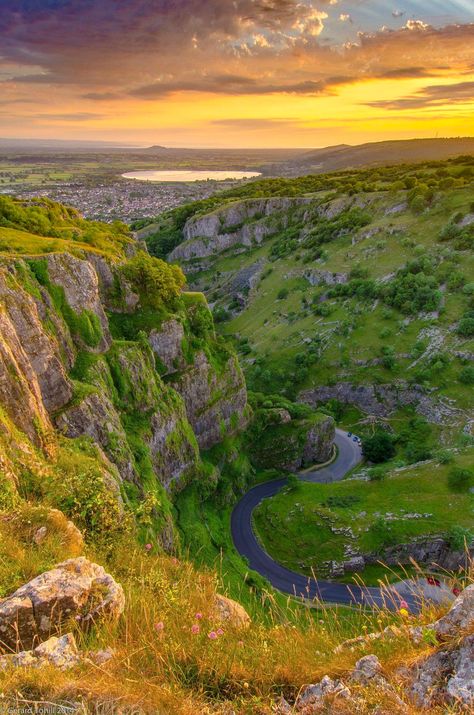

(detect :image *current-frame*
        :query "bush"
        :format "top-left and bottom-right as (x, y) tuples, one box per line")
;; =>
(368, 466), (387, 482)
(447, 467), (473, 493)
(457, 316), (474, 337)
(277, 287), (289, 300)
(447, 526), (473, 551)
(121, 251), (185, 309)
(362, 431), (396, 463)
(459, 366), (474, 385)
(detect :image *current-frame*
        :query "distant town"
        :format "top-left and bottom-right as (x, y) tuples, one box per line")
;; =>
(2, 178), (244, 223)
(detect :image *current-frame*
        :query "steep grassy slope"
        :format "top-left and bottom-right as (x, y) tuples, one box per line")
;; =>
(146, 157), (474, 438)
(145, 157), (474, 586)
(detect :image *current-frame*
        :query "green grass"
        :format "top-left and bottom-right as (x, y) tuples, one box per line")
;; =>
(253, 448), (474, 581)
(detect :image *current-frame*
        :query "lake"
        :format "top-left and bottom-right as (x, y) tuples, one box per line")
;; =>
(121, 170), (261, 182)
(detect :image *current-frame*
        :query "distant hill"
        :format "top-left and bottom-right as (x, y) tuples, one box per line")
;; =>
(276, 137), (474, 176)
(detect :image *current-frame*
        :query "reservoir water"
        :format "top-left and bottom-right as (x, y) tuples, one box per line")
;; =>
(122, 169), (261, 182)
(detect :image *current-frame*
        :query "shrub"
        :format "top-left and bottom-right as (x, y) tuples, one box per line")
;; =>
(457, 315), (474, 337)
(362, 431), (396, 463)
(459, 366), (474, 385)
(277, 287), (289, 300)
(447, 526), (473, 551)
(447, 467), (473, 493)
(121, 251), (185, 309)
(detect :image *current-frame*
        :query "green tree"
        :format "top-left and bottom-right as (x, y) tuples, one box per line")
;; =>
(121, 251), (185, 308)
(362, 431), (396, 463)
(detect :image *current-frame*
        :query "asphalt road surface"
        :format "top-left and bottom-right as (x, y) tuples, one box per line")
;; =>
(231, 429), (421, 611)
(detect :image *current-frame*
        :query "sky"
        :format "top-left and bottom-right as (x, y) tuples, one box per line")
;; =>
(0, 0), (473, 148)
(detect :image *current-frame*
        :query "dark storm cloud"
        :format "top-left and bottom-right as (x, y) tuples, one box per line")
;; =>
(0, 0), (473, 100)
(367, 80), (474, 109)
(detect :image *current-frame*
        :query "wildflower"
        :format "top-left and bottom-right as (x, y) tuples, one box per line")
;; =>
(195, 612), (203, 620)
(191, 624), (200, 635)
(145, 543), (152, 551)
(399, 608), (409, 618)
(154, 621), (164, 632)
(243, 682), (249, 689)
(237, 640), (244, 647)
(399, 600), (409, 609)
(208, 631), (218, 640)
(216, 628), (224, 636)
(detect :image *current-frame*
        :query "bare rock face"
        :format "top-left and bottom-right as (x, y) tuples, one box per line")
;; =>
(0, 274), (53, 446)
(300, 417), (335, 467)
(86, 253), (139, 313)
(0, 268), (73, 414)
(171, 350), (248, 450)
(45, 253), (111, 352)
(432, 584), (474, 640)
(149, 318), (186, 374)
(300, 381), (461, 426)
(170, 197), (313, 261)
(409, 635), (474, 709)
(55, 388), (137, 485)
(214, 594), (251, 629)
(0, 557), (125, 651)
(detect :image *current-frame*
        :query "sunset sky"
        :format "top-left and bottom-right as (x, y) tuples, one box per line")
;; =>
(0, 0), (473, 147)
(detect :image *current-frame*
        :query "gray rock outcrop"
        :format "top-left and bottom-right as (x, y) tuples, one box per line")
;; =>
(169, 197), (313, 261)
(0, 557), (125, 651)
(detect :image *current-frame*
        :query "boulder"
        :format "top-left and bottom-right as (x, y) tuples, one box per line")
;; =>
(297, 675), (351, 710)
(214, 594), (251, 629)
(349, 654), (382, 684)
(433, 584), (474, 640)
(0, 557), (125, 651)
(0, 633), (80, 671)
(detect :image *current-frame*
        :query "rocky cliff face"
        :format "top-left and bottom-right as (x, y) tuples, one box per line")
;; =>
(0, 249), (249, 538)
(248, 408), (335, 471)
(169, 197), (313, 261)
(300, 381), (463, 426)
(148, 318), (249, 449)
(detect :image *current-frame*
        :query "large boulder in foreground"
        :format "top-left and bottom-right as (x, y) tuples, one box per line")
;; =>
(214, 594), (251, 629)
(0, 557), (124, 651)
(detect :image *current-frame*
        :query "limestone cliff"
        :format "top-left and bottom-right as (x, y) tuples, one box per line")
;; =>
(169, 197), (313, 261)
(0, 248), (249, 542)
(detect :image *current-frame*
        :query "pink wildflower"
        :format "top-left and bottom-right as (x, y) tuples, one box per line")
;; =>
(399, 600), (409, 609)
(237, 640), (244, 648)
(154, 621), (164, 632)
(145, 543), (152, 551)
(191, 624), (200, 635)
(208, 631), (218, 640)
(216, 628), (224, 636)
(195, 612), (203, 620)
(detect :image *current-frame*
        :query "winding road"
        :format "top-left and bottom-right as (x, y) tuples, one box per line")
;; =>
(231, 429), (420, 611)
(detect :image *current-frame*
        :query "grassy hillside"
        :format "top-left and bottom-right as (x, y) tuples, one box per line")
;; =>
(146, 156), (473, 431)
(144, 157), (474, 587)
(0, 195), (133, 258)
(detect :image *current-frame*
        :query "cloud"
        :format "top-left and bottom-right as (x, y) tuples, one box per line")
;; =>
(392, 10), (404, 19)
(404, 19), (429, 31)
(366, 80), (474, 109)
(0, 0), (472, 106)
(339, 14), (352, 23)
(211, 117), (299, 128)
(81, 92), (122, 101)
(35, 112), (105, 121)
